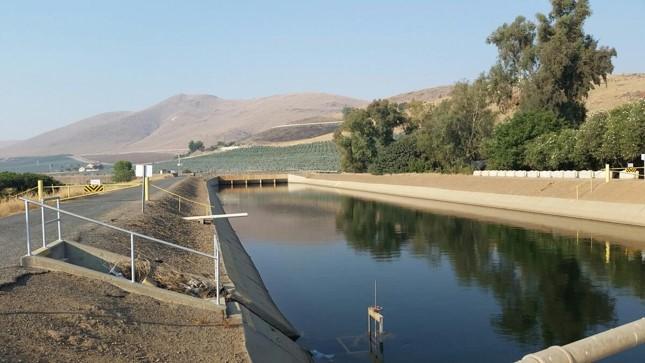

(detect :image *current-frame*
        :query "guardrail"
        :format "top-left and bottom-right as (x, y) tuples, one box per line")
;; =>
(20, 196), (223, 305)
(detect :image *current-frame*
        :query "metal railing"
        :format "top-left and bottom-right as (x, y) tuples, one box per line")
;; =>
(20, 196), (222, 305)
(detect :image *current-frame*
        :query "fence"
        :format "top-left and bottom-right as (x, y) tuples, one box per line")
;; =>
(19, 196), (222, 305)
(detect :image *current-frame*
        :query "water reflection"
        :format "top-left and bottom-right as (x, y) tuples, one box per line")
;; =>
(335, 196), (644, 347)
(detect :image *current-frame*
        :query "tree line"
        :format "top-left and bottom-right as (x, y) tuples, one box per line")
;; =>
(335, 0), (643, 174)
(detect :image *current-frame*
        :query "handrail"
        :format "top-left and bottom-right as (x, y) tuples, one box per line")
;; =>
(20, 197), (214, 259)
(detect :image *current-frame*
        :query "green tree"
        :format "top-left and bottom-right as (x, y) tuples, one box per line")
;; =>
(112, 160), (135, 182)
(484, 110), (565, 169)
(573, 112), (608, 169)
(188, 140), (204, 153)
(334, 100), (407, 172)
(487, 0), (616, 124)
(416, 79), (495, 171)
(524, 128), (577, 170)
(369, 135), (428, 174)
(599, 101), (645, 166)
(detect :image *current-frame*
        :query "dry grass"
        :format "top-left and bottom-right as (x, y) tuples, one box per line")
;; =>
(587, 73), (645, 113)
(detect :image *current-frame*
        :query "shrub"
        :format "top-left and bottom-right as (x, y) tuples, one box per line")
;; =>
(112, 160), (135, 182)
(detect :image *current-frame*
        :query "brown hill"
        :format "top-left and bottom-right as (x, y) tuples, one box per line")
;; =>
(0, 93), (366, 157)
(387, 74), (645, 113)
(387, 84), (454, 104)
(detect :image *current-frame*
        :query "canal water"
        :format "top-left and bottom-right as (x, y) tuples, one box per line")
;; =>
(218, 186), (645, 362)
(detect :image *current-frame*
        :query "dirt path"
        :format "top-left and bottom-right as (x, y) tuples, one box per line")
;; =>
(307, 172), (645, 204)
(0, 177), (249, 363)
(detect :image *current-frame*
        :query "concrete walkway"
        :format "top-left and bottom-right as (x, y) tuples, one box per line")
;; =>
(0, 177), (184, 268)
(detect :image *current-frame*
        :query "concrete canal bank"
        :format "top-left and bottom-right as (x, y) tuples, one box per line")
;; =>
(206, 179), (312, 363)
(289, 174), (645, 238)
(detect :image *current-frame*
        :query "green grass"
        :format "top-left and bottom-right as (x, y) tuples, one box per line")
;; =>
(0, 155), (85, 173)
(156, 141), (340, 172)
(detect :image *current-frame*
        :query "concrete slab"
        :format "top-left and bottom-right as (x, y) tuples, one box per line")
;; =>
(20, 240), (224, 313)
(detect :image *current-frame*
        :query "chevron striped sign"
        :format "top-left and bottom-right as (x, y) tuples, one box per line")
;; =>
(84, 184), (104, 193)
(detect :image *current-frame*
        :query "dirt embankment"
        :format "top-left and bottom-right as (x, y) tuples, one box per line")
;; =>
(307, 172), (645, 204)
(0, 177), (249, 363)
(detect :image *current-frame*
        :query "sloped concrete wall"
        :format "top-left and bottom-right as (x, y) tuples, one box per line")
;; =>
(206, 179), (300, 340)
(289, 174), (645, 227)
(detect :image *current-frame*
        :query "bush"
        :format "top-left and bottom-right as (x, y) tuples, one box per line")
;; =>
(369, 136), (427, 174)
(0, 172), (60, 196)
(484, 110), (566, 169)
(112, 160), (135, 182)
(524, 129), (577, 170)
(600, 101), (645, 166)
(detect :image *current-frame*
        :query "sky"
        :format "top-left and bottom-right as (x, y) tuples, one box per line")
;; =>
(1, 0), (644, 140)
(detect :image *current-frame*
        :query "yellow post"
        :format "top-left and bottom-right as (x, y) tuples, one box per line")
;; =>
(605, 164), (610, 183)
(37, 180), (44, 200)
(144, 177), (150, 201)
(576, 185), (579, 200)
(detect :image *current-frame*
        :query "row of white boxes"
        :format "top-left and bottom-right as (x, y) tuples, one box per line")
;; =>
(473, 170), (639, 179)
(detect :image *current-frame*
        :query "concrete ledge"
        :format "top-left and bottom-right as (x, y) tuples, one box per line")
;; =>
(289, 174), (645, 228)
(20, 240), (224, 313)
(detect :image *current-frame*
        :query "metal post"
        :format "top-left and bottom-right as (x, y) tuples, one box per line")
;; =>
(214, 233), (220, 305)
(178, 197), (181, 212)
(40, 203), (46, 248)
(24, 200), (31, 256)
(141, 166), (146, 213)
(144, 176), (150, 201)
(37, 180), (43, 200)
(56, 199), (62, 241)
(130, 234), (136, 283)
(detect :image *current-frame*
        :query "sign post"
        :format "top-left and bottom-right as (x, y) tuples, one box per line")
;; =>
(136, 164), (153, 213)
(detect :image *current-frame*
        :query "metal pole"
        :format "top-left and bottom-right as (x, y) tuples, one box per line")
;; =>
(40, 203), (46, 248)
(214, 233), (220, 305)
(130, 233), (136, 283)
(56, 199), (62, 241)
(141, 167), (146, 213)
(24, 200), (31, 256)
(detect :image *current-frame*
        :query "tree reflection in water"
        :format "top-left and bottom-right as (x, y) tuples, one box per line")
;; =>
(335, 197), (645, 348)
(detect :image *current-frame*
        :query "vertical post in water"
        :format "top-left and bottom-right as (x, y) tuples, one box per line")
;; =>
(130, 234), (136, 283)
(24, 200), (31, 256)
(40, 202), (46, 248)
(214, 233), (220, 305)
(56, 198), (62, 241)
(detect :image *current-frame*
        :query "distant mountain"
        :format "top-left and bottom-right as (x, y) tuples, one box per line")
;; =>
(0, 140), (19, 149)
(388, 85), (454, 104)
(1, 73), (642, 158)
(0, 93), (366, 157)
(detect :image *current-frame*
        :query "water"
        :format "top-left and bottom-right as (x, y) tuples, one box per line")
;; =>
(218, 186), (645, 362)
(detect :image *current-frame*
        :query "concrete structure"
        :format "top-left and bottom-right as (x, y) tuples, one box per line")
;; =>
(563, 170), (578, 178)
(288, 174), (645, 227)
(20, 240), (224, 312)
(206, 179), (312, 362)
(527, 171), (539, 178)
(518, 318), (645, 363)
(578, 170), (594, 179)
(215, 174), (288, 188)
(539, 171), (552, 178)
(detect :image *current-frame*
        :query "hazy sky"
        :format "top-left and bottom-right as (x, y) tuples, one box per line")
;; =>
(1, 0), (643, 140)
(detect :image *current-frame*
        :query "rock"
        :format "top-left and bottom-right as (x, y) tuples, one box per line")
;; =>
(46, 329), (65, 342)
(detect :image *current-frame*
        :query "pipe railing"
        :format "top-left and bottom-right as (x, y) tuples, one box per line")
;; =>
(20, 197), (223, 305)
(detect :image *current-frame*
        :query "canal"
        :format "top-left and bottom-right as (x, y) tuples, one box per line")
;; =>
(218, 185), (645, 362)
